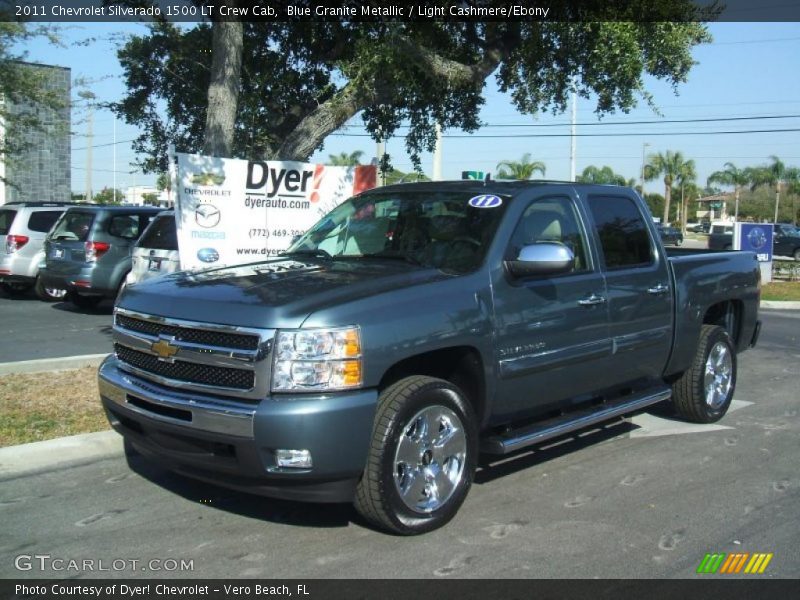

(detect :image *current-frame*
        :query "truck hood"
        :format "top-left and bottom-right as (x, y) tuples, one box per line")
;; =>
(118, 257), (452, 329)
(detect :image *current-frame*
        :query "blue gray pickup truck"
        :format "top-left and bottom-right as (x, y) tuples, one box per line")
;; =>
(99, 181), (761, 534)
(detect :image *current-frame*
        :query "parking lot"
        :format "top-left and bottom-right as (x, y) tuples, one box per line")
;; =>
(0, 309), (797, 579)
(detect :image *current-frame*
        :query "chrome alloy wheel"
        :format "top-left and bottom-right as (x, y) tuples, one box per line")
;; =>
(393, 405), (467, 514)
(704, 341), (733, 409)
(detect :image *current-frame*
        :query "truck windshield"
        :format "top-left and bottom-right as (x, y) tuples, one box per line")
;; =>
(286, 191), (509, 273)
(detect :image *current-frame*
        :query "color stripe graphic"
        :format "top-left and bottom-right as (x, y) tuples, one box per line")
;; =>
(697, 552), (773, 574)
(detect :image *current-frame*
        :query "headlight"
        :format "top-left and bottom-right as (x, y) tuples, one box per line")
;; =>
(272, 326), (362, 392)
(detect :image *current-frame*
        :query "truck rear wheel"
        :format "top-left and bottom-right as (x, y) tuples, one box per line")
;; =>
(354, 375), (477, 535)
(671, 325), (736, 423)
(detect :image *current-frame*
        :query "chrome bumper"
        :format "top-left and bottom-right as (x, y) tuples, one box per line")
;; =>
(98, 356), (256, 438)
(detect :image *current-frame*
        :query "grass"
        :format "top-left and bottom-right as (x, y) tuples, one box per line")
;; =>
(0, 366), (109, 447)
(762, 282), (800, 302)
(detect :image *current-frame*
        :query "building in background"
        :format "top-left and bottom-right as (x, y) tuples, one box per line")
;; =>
(0, 62), (71, 205)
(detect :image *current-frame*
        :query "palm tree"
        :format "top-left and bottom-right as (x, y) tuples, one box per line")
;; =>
(496, 154), (546, 180)
(645, 151), (692, 225)
(707, 162), (749, 223)
(577, 165), (627, 185)
(328, 150), (364, 167)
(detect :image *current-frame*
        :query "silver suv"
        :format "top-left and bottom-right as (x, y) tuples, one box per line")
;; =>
(0, 202), (75, 301)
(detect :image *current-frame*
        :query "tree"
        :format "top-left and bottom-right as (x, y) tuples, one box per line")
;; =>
(0, 21), (65, 185)
(577, 165), (627, 185)
(384, 168), (430, 186)
(645, 150), (693, 224)
(496, 154), (546, 180)
(707, 162), (749, 222)
(93, 187), (125, 205)
(156, 171), (172, 204)
(328, 151), (365, 167)
(142, 192), (159, 206)
(747, 156), (790, 223)
(111, 11), (713, 173)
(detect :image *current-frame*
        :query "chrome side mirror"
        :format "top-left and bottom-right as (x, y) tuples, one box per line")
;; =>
(506, 242), (575, 278)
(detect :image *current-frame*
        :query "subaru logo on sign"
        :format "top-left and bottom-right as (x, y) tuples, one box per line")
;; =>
(468, 194), (503, 208)
(197, 248), (220, 263)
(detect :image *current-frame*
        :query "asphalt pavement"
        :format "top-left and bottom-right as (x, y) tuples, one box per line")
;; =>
(0, 310), (797, 579)
(0, 290), (114, 362)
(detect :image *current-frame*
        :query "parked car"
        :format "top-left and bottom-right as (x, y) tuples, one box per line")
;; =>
(708, 223), (734, 251)
(100, 182), (760, 535)
(0, 201), (77, 301)
(40, 206), (162, 309)
(692, 221), (710, 234)
(658, 225), (684, 246)
(773, 223), (800, 261)
(127, 210), (180, 286)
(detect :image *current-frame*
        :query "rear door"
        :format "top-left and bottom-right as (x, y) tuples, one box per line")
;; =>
(491, 191), (612, 419)
(131, 214), (180, 283)
(585, 193), (673, 385)
(46, 210), (96, 266)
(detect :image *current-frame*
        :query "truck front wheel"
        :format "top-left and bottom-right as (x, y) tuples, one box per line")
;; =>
(354, 375), (477, 535)
(671, 325), (737, 423)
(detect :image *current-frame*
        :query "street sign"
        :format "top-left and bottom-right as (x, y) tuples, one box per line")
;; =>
(709, 202), (723, 209)
(461, 171), (485, 180)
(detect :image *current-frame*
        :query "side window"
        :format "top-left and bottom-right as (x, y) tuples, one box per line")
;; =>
(27, 211), (64, 233)
(108, 215), (140, 239)
(507, 196), (590, 273)
(587, 195), (653, 269)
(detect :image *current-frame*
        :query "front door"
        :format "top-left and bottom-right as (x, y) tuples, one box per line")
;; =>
(491, 193), (611, 421)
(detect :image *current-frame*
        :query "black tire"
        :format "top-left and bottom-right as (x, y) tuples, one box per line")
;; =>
(672, 325), (737, 423)
(34, 277), (67, 302)
(70, 292), (103, 310)
(354, 375), (477, 535)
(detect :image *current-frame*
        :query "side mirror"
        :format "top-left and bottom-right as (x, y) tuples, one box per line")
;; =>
(505, 242), (575, 278)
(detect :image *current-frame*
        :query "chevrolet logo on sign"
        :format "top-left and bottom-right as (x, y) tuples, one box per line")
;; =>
(151, 338), (179, 362)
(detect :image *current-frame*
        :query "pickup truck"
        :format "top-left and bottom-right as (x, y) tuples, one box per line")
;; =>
(99, 181), (761, 535)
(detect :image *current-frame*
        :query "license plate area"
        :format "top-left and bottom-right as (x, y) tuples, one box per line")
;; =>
(148, 258), (162, 272)
(51, 248), (65, 259)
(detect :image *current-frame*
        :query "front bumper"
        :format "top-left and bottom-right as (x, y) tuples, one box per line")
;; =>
(98, 356), (378, 503)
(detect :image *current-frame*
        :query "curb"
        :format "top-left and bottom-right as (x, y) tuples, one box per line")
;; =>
(760, 301), (800, 310)
(0, 430), (123, 478)
(0, 353), (109, 376)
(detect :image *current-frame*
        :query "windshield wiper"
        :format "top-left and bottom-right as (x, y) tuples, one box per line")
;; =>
(280, 249), (334, 260)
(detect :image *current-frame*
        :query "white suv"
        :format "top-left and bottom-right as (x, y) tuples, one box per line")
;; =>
(0, 202), (75, 300)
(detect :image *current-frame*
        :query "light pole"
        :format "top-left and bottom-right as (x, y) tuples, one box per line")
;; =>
(640, 142), (650, 198)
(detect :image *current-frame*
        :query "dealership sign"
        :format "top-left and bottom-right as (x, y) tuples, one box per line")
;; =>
(174, 153), (376, 270)
(735, 222), (773, 262)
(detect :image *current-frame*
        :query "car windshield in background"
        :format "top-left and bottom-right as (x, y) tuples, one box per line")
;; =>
(50, 211), (95, 242)
(137, 215), (178, 250)
(286, 191), (509, 273)
(0, 209), (17, 235)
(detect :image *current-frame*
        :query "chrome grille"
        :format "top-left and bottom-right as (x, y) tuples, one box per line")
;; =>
(114, 344), (255, 391)
(112, 308), (274, 400)
(115, 314), (259, 350)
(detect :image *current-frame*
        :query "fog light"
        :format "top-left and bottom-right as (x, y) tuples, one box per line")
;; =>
(275, 449), (312, 469)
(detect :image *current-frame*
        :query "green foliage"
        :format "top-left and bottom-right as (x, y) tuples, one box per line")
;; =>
(141, 192), (159, 206)
(577, 165), (627, 185)
(93, 187), (125, 205)
(496, 154), (546, 180)
(156, 172), (171, 192)
(328, 151), (365, 167)
(111, 11), (711, 173)
(383, 168), (430, 185)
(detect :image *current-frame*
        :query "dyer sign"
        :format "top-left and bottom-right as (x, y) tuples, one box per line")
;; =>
(174, 153), (376, 270)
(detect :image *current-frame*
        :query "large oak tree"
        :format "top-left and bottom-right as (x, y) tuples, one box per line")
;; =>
(111, 2), (713, 173)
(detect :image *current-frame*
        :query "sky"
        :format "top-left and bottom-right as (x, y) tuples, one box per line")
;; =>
(16, 19), (800, 197)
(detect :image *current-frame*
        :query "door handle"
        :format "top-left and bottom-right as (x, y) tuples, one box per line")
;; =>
(578, 293), (606, 306)
(647, 284), (669, 296)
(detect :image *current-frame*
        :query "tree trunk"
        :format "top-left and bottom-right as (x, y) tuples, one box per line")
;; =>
(662, 182), (671, 224)
(203, 19), (243, 157)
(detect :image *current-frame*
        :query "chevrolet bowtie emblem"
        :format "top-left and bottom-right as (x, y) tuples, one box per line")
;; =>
(151, 338), (179, 361)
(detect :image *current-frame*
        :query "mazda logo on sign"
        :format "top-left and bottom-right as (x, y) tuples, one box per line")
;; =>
(195, 204), (221, 228)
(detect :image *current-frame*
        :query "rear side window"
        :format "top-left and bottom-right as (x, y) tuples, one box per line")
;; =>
(108, 215), (142, 239)
(27, 210), (64, 233)
(588, 195), (653, 269)
(50, 211), (95, 242)
(137, 215), (178, 250)
(0, 209), (17, 235)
